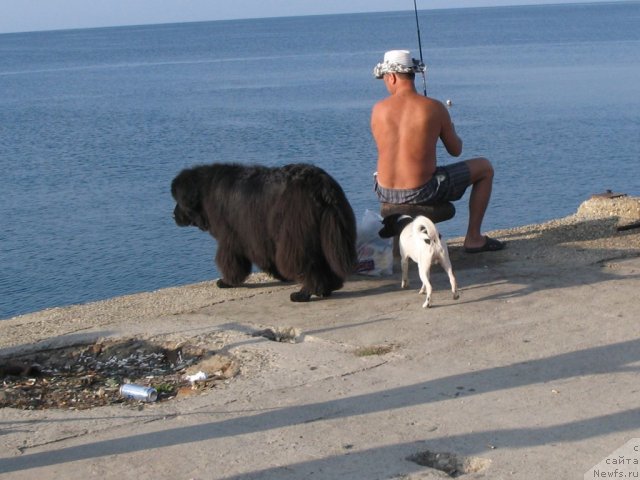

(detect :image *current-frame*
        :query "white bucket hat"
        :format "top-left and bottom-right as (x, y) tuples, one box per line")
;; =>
(373, 49), (426, 79)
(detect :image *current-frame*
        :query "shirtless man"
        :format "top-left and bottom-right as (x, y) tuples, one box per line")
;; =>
(371, 50), (504, 253)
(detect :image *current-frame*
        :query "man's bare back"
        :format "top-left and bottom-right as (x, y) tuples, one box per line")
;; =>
(371, 74), (462, 190)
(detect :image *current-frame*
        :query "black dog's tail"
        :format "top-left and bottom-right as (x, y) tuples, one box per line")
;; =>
(319, 180), (358, 278)
(274, 164), (357, 284)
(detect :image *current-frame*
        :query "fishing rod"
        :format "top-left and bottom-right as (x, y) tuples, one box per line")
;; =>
(413, 0), (427, 96)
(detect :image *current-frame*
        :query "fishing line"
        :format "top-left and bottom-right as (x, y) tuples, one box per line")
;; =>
(413, 0), (427, 96)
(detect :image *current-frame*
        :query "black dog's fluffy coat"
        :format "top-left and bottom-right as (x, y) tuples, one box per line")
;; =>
(171, 163), (357, 302)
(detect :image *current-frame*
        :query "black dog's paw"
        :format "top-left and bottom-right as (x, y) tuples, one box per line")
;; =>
(290, 291), (311, 302)
(216, 279), (234, 289)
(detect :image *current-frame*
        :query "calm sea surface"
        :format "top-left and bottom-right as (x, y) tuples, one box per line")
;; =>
(1, 2), (639, 319)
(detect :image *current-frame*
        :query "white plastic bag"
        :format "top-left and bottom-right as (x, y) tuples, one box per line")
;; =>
(355, 209), (393, 276)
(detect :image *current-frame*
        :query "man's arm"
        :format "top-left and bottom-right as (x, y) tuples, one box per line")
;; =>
(439, 106), (463, 157)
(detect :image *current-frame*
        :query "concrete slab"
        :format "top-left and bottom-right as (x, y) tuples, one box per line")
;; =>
(1, 205), (639, 480)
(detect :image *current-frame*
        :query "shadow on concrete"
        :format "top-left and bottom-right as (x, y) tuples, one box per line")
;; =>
(219, 404), (640, 479)
(2, 336), (639, 474)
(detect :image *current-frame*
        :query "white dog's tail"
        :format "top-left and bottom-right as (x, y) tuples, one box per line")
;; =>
(411, 215), (441, 247)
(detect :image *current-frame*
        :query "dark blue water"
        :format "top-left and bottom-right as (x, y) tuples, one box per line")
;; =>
(1, 2), (639, 319)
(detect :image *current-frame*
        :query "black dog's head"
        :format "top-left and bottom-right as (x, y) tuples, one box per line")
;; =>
(378, 214), (414, 238)
(171, 168), (210, 231)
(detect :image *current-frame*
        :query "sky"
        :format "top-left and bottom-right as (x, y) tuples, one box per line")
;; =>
(0, 0), (611, 34)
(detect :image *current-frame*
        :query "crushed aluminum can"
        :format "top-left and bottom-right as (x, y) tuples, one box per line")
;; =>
(119, 383), (158, 402)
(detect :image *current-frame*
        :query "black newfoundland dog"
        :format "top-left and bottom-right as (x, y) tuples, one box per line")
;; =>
(171, 163), (357, 302)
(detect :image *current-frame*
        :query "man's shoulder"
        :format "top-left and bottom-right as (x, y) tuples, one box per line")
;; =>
(373, 94), (446, 116)
(372, 97), (395, 116)
(423, 95), (447, 108)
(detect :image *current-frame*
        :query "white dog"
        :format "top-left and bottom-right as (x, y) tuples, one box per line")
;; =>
(379, 214), (459, 308)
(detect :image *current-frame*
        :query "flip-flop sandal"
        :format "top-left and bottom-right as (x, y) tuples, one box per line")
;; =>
(464, 236), (505, 254)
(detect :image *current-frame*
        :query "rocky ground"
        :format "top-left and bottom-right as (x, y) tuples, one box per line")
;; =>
(0, 336), (241, 410)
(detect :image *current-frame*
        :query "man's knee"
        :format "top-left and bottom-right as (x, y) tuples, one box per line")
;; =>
(466, 157), (493, 182)
(482, 157), (494, 179)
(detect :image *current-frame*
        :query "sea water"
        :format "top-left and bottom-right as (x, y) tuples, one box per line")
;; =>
(1, 2), (639, 319)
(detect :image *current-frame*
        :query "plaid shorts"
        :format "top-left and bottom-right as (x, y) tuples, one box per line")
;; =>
(374, 161), (471, 205)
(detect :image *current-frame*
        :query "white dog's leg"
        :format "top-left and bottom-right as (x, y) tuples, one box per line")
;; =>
(417, 254), (433, 308)
(445, 266), (459, 300)
(440, 246), (460, 300)
(401, 254), (410, 289)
